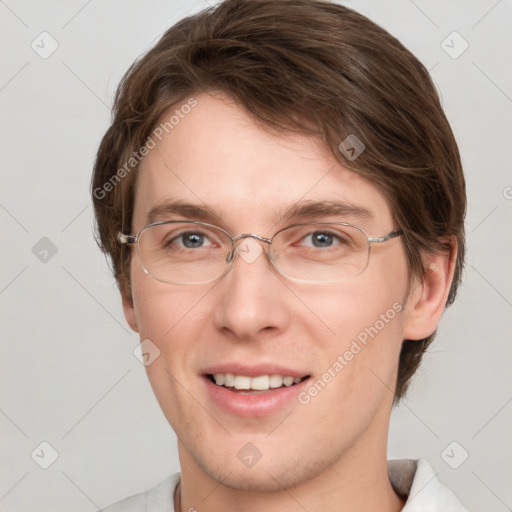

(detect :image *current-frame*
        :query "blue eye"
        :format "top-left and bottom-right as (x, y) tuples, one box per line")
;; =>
(163, 231), (214, 250)
(180, 232), (205, 248)
(302, 231), (346, 249)
(310, 232), (334, 248)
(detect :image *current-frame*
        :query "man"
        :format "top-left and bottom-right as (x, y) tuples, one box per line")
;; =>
(91, 0), (467, 510)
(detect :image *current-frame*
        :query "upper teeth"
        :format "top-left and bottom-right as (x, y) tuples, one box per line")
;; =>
(213, 373), (303, 390)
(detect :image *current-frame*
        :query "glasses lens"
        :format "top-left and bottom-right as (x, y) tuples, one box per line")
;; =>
(271, 223), (370, 282)
(137, 222), (231, 284)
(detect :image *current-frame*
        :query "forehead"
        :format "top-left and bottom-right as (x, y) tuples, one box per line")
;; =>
(132, 93), (393, 232)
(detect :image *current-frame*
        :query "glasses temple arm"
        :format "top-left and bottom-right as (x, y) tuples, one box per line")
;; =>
(367, 230), (403, 244)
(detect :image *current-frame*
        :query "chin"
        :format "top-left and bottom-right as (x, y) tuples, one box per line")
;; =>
(189, 441), (335, 493)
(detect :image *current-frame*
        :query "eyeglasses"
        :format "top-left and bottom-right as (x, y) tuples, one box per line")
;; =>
(118, 221), (403, 285)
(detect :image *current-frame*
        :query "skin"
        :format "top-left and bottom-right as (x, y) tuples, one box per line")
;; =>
(121, 92), (456, 512)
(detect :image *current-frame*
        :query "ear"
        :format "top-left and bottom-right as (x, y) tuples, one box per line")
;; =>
(403, 238), (457, 340)
(121, 290), (139, 333)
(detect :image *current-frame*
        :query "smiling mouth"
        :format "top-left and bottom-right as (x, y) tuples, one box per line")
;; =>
(207, 373), (310, 394)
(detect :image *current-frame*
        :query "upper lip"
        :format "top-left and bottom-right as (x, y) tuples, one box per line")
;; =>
(202, 363), (310, 379)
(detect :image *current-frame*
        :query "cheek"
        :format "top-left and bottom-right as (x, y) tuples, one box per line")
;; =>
(129, 272), (218, 385)
(298, 262), (408, 404)
(130, 265), (208, 341)
(129, 274), (215, 426)
(302, 273), (407, 348)
(129, 274), (205, 401)
(294, 291), (405, 445)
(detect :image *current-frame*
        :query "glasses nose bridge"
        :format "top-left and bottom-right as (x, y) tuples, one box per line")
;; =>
(231, 233), (272, 246)
(226, 233), (273, 264)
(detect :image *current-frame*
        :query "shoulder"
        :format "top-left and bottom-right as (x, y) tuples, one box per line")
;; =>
(100, 473), (180, 512)
(388, 459), (469, 511)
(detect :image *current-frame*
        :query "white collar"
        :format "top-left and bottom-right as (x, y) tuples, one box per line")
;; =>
(388, 459), (469, 511)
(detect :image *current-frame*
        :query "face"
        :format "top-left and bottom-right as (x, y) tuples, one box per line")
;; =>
(123, 93), (418, 491)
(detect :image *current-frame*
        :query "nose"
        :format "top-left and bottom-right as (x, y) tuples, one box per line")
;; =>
(213, 237), (291, 341)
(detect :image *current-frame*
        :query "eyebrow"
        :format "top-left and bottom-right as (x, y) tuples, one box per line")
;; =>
(146, 200), (221, 225)
(146, 199), (374, 227)
(278, 200), (374, 223)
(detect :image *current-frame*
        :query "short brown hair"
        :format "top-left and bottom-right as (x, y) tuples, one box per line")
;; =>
(91, 0), (466, 402)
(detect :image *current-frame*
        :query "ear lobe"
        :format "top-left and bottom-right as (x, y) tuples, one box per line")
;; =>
(403, 239), (457, 341)
(122, 291), (139, 333)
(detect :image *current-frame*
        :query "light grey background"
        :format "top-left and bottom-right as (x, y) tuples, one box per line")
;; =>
(1, 0), (511, 510)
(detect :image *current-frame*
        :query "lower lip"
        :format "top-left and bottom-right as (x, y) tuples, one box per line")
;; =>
(203, 376), (310, 417)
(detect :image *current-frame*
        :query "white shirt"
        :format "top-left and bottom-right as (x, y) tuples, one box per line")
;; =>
(101, 459), (469, 511)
